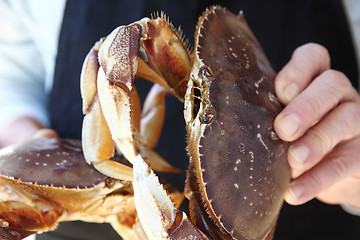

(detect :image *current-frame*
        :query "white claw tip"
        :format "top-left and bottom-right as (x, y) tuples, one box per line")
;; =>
(133, 154), (151, 182)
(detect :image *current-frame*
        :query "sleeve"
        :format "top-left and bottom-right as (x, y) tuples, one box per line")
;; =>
(0, 0), (49, 127)
(341, 204), (360, 216)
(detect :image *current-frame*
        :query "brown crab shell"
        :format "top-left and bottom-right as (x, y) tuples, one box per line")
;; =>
(185, 7), (290, 239)
(0, 138), (126, 212)
(0, 138), (106, 188)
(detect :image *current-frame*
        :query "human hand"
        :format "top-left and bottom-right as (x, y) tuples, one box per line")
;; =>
(0, 116), (58, 148)
(273, 43), (360, 209)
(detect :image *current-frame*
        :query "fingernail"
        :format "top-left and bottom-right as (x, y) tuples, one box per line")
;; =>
(277, 114), (300, 138)
(289, 182), (304, 199)
(289, 144), (309, 167)
(284, 83), (300, 102)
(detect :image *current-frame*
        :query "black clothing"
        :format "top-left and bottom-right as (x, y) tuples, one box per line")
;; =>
(43, 0), (360, 239)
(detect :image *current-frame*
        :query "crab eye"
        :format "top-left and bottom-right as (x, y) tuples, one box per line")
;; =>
(199, 66), (214, 82)
(199, 106), (215, 124)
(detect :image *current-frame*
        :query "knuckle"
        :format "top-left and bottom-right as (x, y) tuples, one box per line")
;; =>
(333, 157), (349, 179)
(311, 43), (330, 63)
(307, 43), (329, 59)
(307, 127), (333, 155)
(340, 102), (360, 137)
(320, 69), (358, 104)
(306, 146), (352, 197)
(322, 69), (350, 91)
(294, 43), (330, 67)
(307, 170), (326, 195)
(330, 156), (351, 180)
(299, 93), (323, 122)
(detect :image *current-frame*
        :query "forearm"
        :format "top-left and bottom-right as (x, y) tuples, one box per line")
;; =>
(0, 0), (52, 147)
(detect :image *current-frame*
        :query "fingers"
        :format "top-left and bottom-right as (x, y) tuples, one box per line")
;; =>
(288, 101), (360, 178)
(275, 43), (360, 207)
(275, 43), (330, 105)
(32, 128), (59, 139)
(284, 136), (360, 206)
(274, 69), (357, 142)
(317, 173), (360, 208)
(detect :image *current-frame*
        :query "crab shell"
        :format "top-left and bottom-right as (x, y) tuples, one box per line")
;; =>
(0, 138), (135, 236)
(184, 7), (290, 239)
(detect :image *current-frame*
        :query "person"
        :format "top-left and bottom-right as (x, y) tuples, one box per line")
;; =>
(1, 0), (360, 239)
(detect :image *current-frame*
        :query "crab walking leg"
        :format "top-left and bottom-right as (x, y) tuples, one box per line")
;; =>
(81, 27), (142, 178)
(81, 34), (143, 178)
(80, 39), (103, 114)
(133, 155), (208, 240)
(80, 38), (134, 180)
(80, 39), (116, 165)
(140, 84), (166, 149)
(80, 22), (142, 171)
(82, 95), (134, 181)
(80, 38), (121, 173)
(0, 201), (60, 233)
(0, 186), (38, 239)
(82, 96), (113, 168)
(139, 84), (182, 173)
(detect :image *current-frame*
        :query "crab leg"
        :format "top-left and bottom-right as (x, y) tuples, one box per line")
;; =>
(139, 83), (182, 173)
(81, 16), (190, 178)
(0, 183), (58, 238)
(133, 155), (208, 240)
(0, 201), (60, 234)
(140, 84), (166, 149)
(81, 45), (134, 180)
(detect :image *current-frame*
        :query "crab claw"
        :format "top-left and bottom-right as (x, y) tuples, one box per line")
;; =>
(133, 155), (208, 240)
(81, 15), (190, 179)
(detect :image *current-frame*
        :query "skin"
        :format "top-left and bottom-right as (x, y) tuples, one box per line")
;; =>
(0, 116), (58, 148)
(274, 43), (360, 209)
(1, 43), (360, 212)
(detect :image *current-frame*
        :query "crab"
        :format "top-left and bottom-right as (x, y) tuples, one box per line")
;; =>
(80, 5), (290, 240)
(0, 138), (138, 240)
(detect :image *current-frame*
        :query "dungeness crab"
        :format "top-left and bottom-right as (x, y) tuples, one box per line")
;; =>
(0, 6), (290, 240)
(0, 138), (137, 240)
(81, 5), (290, 240)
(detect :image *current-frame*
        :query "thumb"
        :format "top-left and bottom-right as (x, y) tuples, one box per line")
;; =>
(32, 128), (59, 139)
